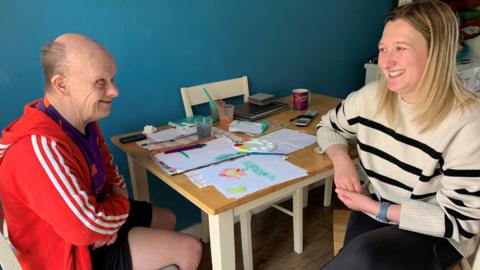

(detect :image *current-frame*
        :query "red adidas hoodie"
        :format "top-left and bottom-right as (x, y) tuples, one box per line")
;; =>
(0, 100), (130, 269)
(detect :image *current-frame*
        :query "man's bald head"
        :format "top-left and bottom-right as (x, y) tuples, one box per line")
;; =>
(40, 33), (114, 91)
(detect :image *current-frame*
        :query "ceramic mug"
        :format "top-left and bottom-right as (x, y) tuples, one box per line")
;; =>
(292, 89), (310, 111)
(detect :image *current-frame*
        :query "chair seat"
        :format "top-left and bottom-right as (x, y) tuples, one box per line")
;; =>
(333, 209), (351, 256)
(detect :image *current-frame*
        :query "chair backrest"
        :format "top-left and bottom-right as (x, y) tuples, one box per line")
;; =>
(461, 240), (480, 270)
(180, 76), (249, 117)
(0, 208), (22, 270)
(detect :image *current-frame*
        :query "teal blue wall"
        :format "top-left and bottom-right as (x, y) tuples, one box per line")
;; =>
(0, 1), (392, 229)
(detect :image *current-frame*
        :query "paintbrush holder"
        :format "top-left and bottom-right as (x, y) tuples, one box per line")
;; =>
(209, 103), (220, 123)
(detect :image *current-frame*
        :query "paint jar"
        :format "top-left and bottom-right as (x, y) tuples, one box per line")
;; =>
(219, 104), (235, 126)
(194, 117), (213, 139)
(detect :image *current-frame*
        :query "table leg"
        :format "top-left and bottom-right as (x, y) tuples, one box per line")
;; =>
(302, 186), (309, 208)
(127, 154), (150, 202)
(209, 210), (235, 270)
(201, 211), (210, 243)
(293, 188), (304, 253)
(240, 211), (253, 270)
(323, 176), (333, 207)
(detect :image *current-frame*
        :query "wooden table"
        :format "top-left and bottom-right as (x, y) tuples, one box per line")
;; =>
(111, 94), (354, 270)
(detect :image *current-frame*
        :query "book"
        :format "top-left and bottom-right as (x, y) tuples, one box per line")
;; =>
(168, 115), (205, 128)
(234, 101), (288, 121)
(228, 120), (268, 135)
(248, 93), (275, 106)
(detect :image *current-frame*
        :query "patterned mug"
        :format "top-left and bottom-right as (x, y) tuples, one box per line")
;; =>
(292, 89), (310, 111)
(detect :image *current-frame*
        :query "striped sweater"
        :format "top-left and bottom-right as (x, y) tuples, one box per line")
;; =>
(316, 81), (480, 257)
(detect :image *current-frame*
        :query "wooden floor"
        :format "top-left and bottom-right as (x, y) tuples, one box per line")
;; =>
(198, 186), (343, 270)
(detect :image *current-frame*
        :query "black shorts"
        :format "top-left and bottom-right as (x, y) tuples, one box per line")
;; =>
(90, 200), (152, 270)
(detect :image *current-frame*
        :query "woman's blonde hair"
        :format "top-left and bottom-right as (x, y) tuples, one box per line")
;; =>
(377, 0), (478, 132)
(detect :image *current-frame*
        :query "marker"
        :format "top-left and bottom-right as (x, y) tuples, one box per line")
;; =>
(164, 144), (207, 154)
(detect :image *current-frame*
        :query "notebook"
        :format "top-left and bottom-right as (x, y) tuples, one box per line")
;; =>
(234, 102), (288, 121)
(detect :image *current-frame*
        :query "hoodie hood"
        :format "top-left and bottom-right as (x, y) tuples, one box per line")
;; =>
(0, 99), (66, 164)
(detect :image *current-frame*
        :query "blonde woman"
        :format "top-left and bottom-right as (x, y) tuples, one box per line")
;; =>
(317, 1), (480, 269)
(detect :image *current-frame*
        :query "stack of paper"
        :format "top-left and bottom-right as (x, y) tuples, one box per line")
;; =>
(228, 120), (267, 135)
(259, 128), (317, 154)
(187, 155), (307, 199)
(151, 137), (245, 175)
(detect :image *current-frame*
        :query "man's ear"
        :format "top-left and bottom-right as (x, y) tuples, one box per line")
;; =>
(50, 74), (69, 95)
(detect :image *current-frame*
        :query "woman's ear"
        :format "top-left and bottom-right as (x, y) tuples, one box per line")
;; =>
(50, 74), (69, 95)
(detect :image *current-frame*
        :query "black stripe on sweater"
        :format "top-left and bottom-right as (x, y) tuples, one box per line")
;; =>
(445, 196), (466, 207)
(410, 192), (436, 200)
(443, 168), (480, 177)
(455, 189), (480, 197)
(330, 119), (343, 133)
(357, 139), (421, 174)
(445, 207), (479, 221)
(455, 219), (476, 239)
(444, 215), (453, 238)
(347, 117), (442, 159)
(335, 102), (341, 115)
(360, 161), (413, 192)
(358, 139), (443, 183)
(420, 169), (441, 182)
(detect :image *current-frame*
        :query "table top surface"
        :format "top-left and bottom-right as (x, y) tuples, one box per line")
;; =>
(111, 94), (356, 215)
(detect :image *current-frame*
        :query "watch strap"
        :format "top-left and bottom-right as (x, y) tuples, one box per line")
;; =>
(376, 201), (391, 222)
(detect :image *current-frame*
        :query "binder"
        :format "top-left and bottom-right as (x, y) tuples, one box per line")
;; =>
(234, 102), (288, 121)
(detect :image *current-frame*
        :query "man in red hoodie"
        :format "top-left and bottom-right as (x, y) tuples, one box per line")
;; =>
(0, 33), (202, 270)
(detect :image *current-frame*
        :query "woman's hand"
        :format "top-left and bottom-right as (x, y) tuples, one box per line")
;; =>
(326, 144), (362, 193)
(335, 188), (379, 214)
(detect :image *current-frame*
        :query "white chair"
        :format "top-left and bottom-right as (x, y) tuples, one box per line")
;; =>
(0, 208), (178, 270)
(181, 75), (250, 117)
(181, 76), (300, 268)
(459, 240), (479, 270)
(0, 210), (22, 270)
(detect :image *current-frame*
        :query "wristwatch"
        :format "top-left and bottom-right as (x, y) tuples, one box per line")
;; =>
(376, 201), (391, 222)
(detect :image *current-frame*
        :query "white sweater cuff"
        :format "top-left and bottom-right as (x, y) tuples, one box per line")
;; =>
(399, 199), (445, 237)
(316, 127), (348, 154)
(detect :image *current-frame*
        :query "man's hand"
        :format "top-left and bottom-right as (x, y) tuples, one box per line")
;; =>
(326, 144), (362, 193)
(112, 183), (128, 198)
(91, 233), (118, 249)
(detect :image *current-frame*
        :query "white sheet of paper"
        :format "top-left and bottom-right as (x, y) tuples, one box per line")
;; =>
(194, 155), (307, 199)
(185, 171), (212, 188)
(148, 127), (196, 141)
(259, 128), (316, 154)
(154, 138), (243, 173)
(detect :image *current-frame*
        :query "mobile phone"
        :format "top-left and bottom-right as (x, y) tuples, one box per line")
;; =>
(303, 110), (318, 118)
(295, 116), (312, 127)
(119, 133), (147, 144)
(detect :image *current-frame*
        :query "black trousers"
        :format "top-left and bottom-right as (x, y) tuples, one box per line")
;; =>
(90, 200), (152, 270)
(321, 211), (462, 270)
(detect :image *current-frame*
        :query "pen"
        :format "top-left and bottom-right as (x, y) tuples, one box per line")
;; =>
(140, 133), (197, 147)
(164, 143), (207, 154)
(246, 152), (287, 156)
